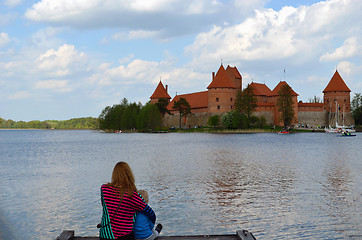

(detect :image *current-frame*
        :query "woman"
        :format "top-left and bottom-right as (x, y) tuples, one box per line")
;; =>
(99, 162), (156, 240)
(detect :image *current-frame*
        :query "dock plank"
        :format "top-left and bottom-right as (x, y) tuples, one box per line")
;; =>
(72, 235), (236, 240)
(57, 230), (256, 240)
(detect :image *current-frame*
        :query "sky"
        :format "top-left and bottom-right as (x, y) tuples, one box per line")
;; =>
(1, 0), (361, 121)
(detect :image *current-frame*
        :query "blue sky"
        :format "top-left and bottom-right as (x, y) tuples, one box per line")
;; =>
(1, 0), (361, 121)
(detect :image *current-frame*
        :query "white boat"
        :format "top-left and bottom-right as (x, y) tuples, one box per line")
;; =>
(325, 101), (355, 133)
(336, 123), (356, 133)
(325, 125), (338, 133)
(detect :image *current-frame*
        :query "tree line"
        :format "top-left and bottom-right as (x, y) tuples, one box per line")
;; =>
(0, 117), (98, 129)
(98, 98), (162, 131)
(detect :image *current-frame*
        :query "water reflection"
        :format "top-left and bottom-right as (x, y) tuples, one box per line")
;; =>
(0, 131), (361, 240)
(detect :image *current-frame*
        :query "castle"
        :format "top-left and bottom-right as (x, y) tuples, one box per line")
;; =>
(150, 65), (354, 128)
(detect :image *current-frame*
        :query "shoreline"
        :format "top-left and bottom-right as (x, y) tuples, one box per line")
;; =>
(1, 128), (358, 133)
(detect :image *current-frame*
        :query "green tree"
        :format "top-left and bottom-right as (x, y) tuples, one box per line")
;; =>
(98, 105), (122, 130)
(351, 93), (362, 125)
(137, 103), (162, 130)
(222, 111), (234, 129)
(172, 98), (191, 128)
(121, 102), (141, 129)
(236, 84), (258, 119)
(256, 116), (267, 129)
(233, 112), (248, 129)
(207, 115), (220, 127)
(221, 111), (247, 129)
(276, 84), (295, 128)
(156, 98), (171, 115)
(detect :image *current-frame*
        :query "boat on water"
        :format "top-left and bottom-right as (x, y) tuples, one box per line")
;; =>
(324, 125), (338, 133)
(336, 123), (356, 133)
(278, 130), (290, 134)
(338, 131), (356, 137)
(325, 100), (356, 133)
(55, 230), (257, 240)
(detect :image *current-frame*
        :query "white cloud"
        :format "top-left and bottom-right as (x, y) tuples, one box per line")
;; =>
(36, 44), (88, 77)
(112, 30), (160, 41)
(29, 27), (64, 50)
(337, 61), (362, 76)
(8, 91), (30, 100)
(185, 0), (362, 69)
(0, 32), (10, 47)
(24, 0), (262, 38)
(334, 61), (362, 93)
(90, 58), (168, 86)
(320, 37), (362, 62)
(35, 79), (72, 92)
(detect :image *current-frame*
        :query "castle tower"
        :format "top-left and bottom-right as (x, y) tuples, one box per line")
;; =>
(226, 65), (242, 92)
(150, 81), (171, 104)
(323, 70), (352, 125)
(207, 65), (237, 113)
(270, 81), (299, 126)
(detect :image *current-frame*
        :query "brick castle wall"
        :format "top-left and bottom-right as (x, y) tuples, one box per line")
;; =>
(298, 111), (327, 127)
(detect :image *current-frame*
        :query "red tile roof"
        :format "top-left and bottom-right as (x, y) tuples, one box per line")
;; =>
(150, 81), (171, 99)
(207, 65), (236, 89)
(249, 82), (272, 96)
(271, 81), (298, 96)
(226, 65), (242, 79)
(168, 91), (208, 110)
(323, 70), (351, 93)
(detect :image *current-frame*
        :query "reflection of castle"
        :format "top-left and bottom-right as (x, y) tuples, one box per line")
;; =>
(150, 65), (353, 127)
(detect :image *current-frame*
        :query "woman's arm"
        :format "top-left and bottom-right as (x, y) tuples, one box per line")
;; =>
(131, 191), (157, 224)
(142, 204), (156, 224)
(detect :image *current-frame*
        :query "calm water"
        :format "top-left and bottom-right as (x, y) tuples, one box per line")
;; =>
(0, 130), (361, 240)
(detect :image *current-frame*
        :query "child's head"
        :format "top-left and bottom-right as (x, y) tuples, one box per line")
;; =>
(138, 190), (149, 203)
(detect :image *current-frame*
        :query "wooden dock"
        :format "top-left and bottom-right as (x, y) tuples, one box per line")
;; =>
(55, 230), (256, 240)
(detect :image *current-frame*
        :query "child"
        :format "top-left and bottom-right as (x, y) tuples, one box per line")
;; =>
(134, 190), (162, 240)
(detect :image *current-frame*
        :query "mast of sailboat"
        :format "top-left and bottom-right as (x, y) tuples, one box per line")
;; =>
(343, 104), (345, 126)
(328, 102), (332, 128)
(335, 100), (338, 127)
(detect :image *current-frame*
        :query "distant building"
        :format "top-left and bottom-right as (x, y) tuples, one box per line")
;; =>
(150, 65), (353, 127)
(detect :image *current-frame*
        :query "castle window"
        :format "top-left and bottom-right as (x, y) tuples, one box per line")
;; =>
(216, 98), (219, 102)
(230, 98), (233, 102)
(217, 106), (220, 110)
(231, 106), (233, 109)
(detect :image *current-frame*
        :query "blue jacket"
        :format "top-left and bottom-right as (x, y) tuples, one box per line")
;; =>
(133, 212), (154, 239)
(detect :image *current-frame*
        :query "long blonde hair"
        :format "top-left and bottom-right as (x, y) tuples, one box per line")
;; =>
(109, 161), (137, 197)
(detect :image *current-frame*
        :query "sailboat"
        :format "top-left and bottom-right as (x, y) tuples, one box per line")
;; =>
(336, 104), (356, 133)
(325, 102), (338, 133)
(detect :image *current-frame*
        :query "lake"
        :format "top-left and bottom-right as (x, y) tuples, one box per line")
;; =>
(0, 130), (361, 240)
